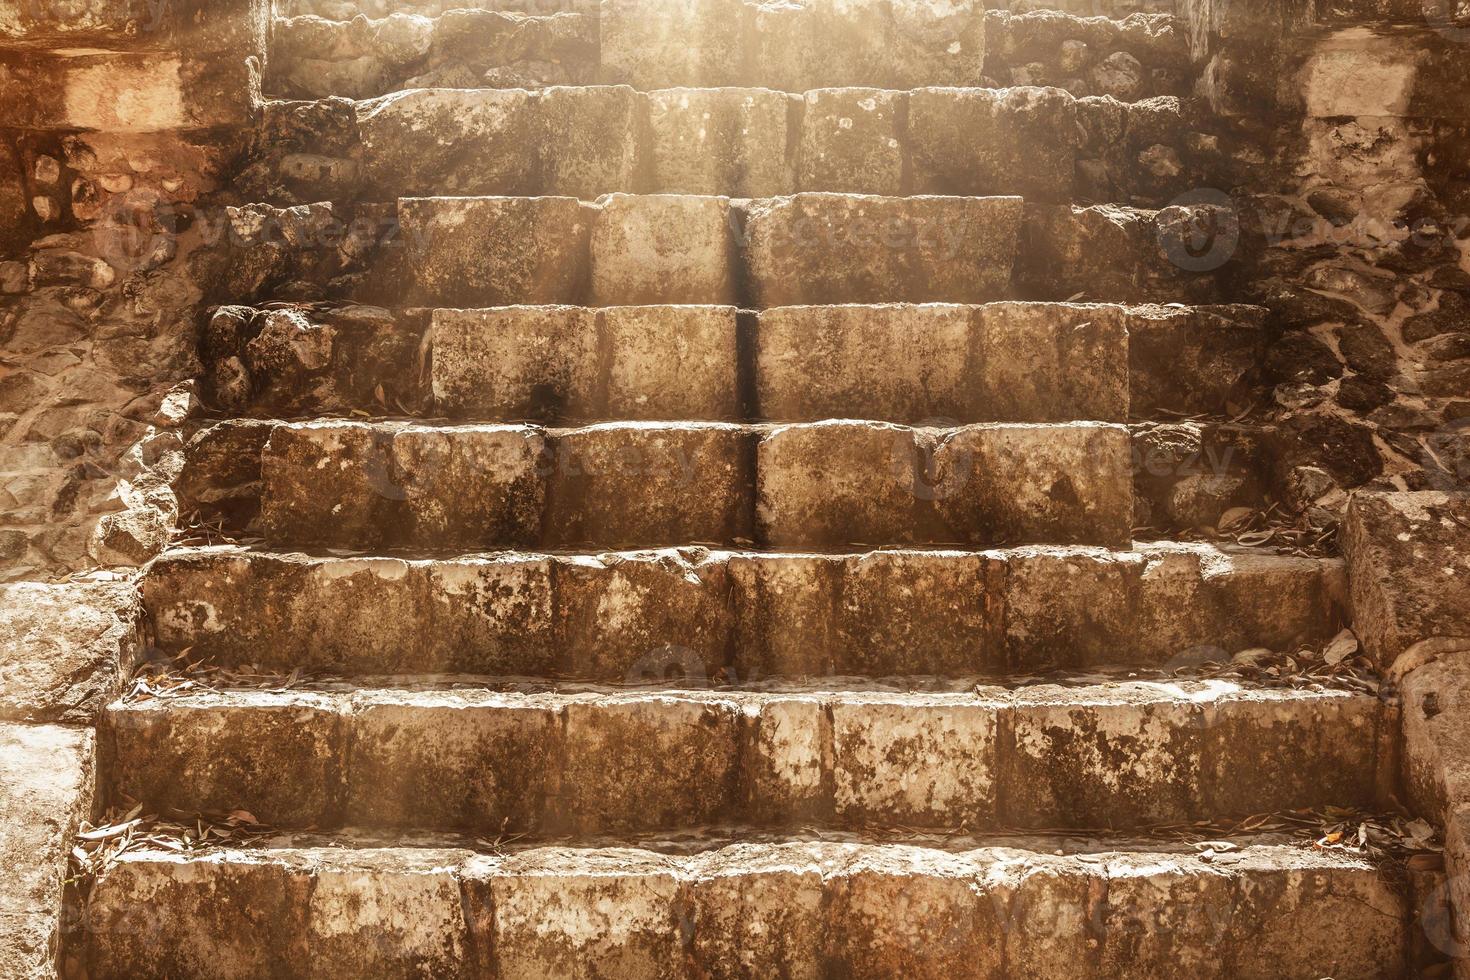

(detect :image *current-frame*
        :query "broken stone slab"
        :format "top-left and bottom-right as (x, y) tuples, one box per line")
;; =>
(1343, 490), (1470, 668)
(431, 305), (741, 421)
(646, 87), (797, 197)
(908, 85), (1078, 201)
(82, 835), (1409, 978)
(0, 580), (139, 723)
(0, 723), (95, 979)
(741, 193), (1024, 306)
(143, 543), (1344, 680)
(755, 420), (1133, 548)
(102, 682), (1384, 834)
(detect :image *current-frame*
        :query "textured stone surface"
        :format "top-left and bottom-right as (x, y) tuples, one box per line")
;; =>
(102, 682), (1381, 833)
(142, 543), (1344, 679)
(0, 723), (95, 980)
(589, 195), (737, 305)
(646, 88), (796, 197)
(909, 86), (1077, 201)
(83, 837), (1409, 979)
(797, 88), (904, 195)
(0, 580), (137, 722)
(742, 194), (1023, 305)
(1343, 491), (1470, 667)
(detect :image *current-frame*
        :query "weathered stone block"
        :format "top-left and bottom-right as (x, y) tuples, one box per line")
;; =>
(742, 193), (1022, 306)
(1343, 490), (1470, 667)
(469, 849), (684, 977)
(1126, 303), (1266, 416)
(890, 0), (987, 87)
(259, 421), (545, 550)
(600, 306), (741, 420)
(555, 695), (740, 832)
(0, 723), (94, 979)
(830, 697), (999, 825)
(797, 88), (904, 195)
(397, 196), (591, 306)
(932, 422), (1134, 547)
(974, 303), (1129, 422)
(599, 0), (744, 88)
(647, 88), (796, 197)
(543, 423), (754, 548)
(357, 88), (536, 196)
(107, 692), (347, 826)
(0, 580), (137, 723)
(745, 696), (829, 823)
(535, 85), (644, 198)
(553, 548), (733, 681)
(745, 0), (889, 91)
(909, 86), (1077, 201)
(684, 844), (826, 978)
(347, 691), (558, 831)
(590, 194), (736, 305)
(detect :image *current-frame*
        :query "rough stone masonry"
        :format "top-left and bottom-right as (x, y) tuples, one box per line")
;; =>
(1, 0), (1468, 977)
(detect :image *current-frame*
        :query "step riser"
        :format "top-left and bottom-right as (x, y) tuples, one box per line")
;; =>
(105, 687), (1381, 833)
(144, 546), (1344, 681)
(266, 9), (1190, 103)
(84, 842), (1408, 979)
(253, 420), (1132, 549)
(204, 302), (1265, 423)
(218, 196), (1225, 309)
(256, 87), (1201, 207)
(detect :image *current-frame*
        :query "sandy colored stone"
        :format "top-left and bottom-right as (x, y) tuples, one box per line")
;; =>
(556, 694), (741, 832)
(543, 422), (753, 548)
(797, 88), (904, 194)
(889, 0), (987, 87)
(589, 194), (736, 305)
(684, 843), (826, 978)
(0, 723), (94, 979)
(745, 696), (829, 823)
(0, 580), (137, 723)
(356, 88), (537, 195)
(346, 690), (558, 831)
(259, 421), (545, 550)
(1126, 303), (1266, 416)
(933, 422), (1134, 547)
(1343, 491), (1470, 667)
(647, 88), (796, 196)
(745, 0), (890, 91)
(599, 0), (744, 88)
(432, 305), (740, 421)
(830, 696), (999, 826)
(535, 85), (644, 198)
(397, 195), (591, 306)
(909, 86), (1077, 200)
(742, 193), (1023, 306)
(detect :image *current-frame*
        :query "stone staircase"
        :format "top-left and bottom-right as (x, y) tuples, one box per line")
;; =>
(79, 1), (1424, 976)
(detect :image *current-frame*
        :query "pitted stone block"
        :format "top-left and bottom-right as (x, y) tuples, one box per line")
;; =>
(590, 194), (737, 305)
(797, 88), (905, 195)
(647, 88), (797, 197)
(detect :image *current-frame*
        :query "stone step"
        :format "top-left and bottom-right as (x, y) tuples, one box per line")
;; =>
(103, 679), (1382, 834)
(246, 418), (1133, 549)
(265, 9), (1189, 101)
(83, 832), (1410, 978)
(251, 85), (1206, 206)
(143, 543), (1345, 679)
(203, 301), (1265, 423)
(267, 10), (598, 100)
(216, 194), (1230, 308)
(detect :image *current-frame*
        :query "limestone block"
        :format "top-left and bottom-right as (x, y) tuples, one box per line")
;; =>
(908, 86), (1077, 201)
(745, 0), (890, 91)
(357, 88), (538, 195)
(742, 193), (1022, 306)
(0, 580), (137, 722)
(684, 844), (826, 978)
(797, 88), (904, 195)
(0, 723), (94, 978)
(346, 691), (558, 830)
(555, 695), (741, 832)
(106, 692), (347, 826)
(1343, 491), (1470, 667)
(534, 85), (644, 198)
(995, 547), (1147, 668)
(646, 87), (796, 197)
(889, 0), (986, 88)
(1126, 303), (1265, 417)
(599, 0), (744, 88)
(259, 421), (546, 550)
(543, 422), (754, 548)
(589, 194), (736, 305)
(745, 696), (829, 823)
(553, 548), (734, 681)
(973, 302), (1128, 422)
(397, 196), (591, 306)
(599, 306), (741, 419)
(830, 696), (999, 825)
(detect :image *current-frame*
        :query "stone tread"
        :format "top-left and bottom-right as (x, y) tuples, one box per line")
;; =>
(206, 300), (1265, 423)
(103, 679), (1383, 834)
(143, 542), (1346, 678)
(83, 832), (1406, 978)
(249, 417), (1133, 550)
